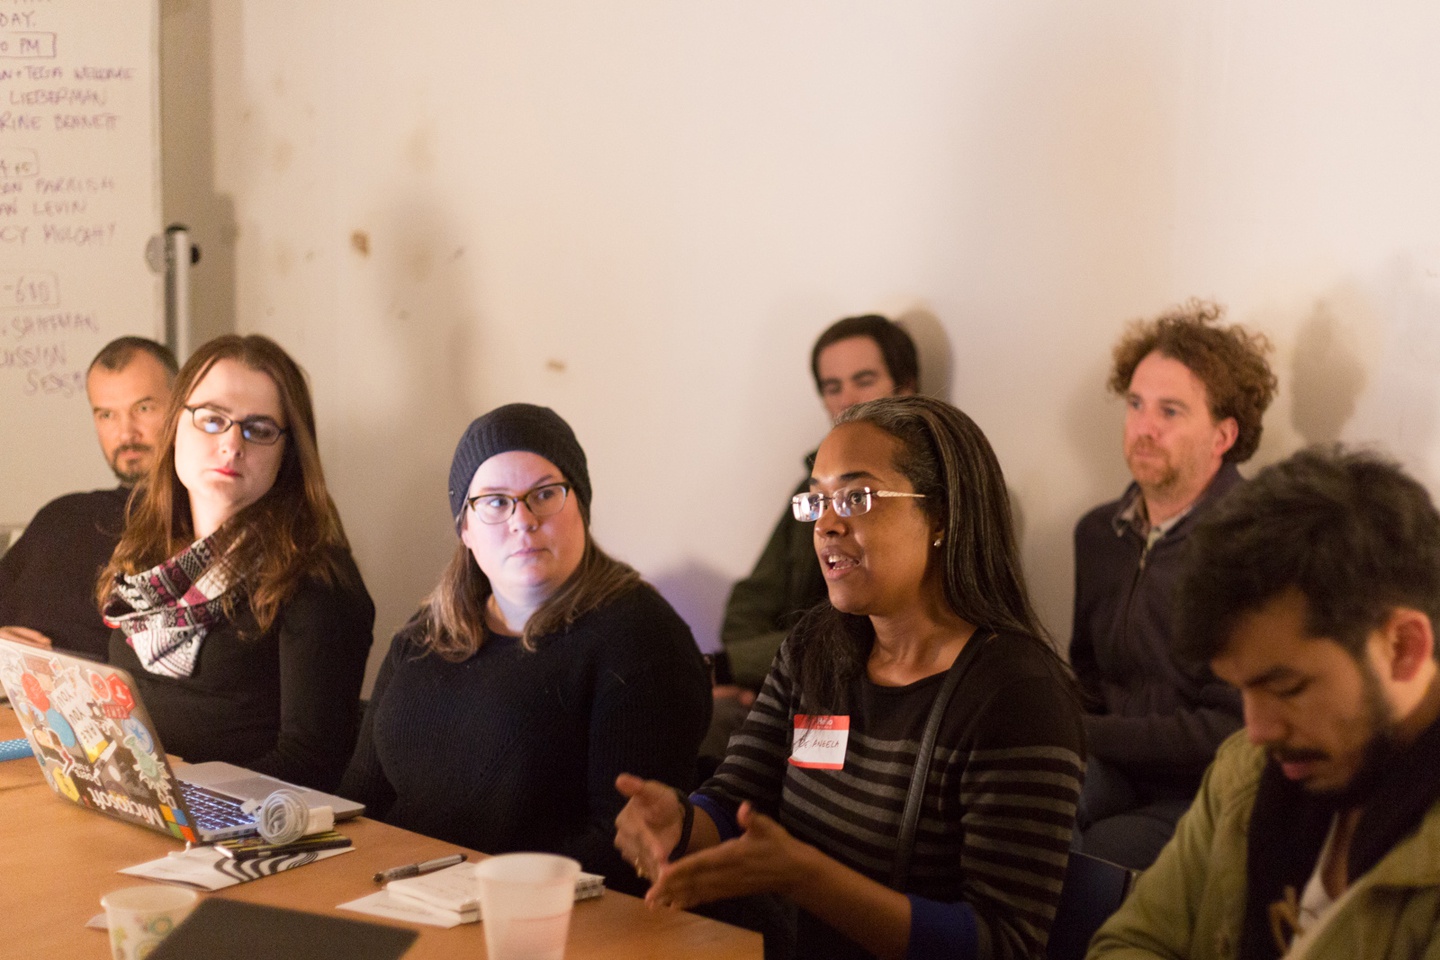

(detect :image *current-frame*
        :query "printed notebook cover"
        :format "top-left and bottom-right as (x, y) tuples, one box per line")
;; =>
(0, 640), (201, 842)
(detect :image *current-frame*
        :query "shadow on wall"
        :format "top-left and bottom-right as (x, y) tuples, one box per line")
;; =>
(649, 561), (734, 657)
(340, 198), (485, 674)
(897, 306), (953, 400)
(160, 0), (239, 349)
(1289, 293), (1370, 446)
(1324, 257), (1440, 484)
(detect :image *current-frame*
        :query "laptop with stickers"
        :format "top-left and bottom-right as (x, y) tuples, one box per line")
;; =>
(0, 637), (362, 843)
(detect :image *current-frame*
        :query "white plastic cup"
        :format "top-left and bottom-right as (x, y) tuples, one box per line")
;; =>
(475, 853), (581, 960)
(100, 885), (198, 960)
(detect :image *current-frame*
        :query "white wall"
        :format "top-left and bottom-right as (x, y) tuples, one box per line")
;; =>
(158, 1), (1440, 691)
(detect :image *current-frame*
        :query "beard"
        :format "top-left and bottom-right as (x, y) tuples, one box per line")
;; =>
(108, 443), (153, 485)
(1275, 663), (1401, 806)
(1124, 440), (1179, 492)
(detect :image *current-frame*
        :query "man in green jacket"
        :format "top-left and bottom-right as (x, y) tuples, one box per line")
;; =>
(1088, 447), (1440, 960)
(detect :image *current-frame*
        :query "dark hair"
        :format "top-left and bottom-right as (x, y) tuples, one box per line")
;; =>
(101, 335), (351, 631)
(809, 314), (919, 395)
(1177, 446), (1440, 664)
(88, 336), (179, 378)
(791, 395), (1068, 710)
(1108, 299), (1276, 464)
(421, 412), (641, 660)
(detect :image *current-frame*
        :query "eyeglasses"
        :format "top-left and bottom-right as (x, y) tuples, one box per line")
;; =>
(466, 482), (572, 525)
(184, 405), (288, 446)
(791, 486), (926, 522)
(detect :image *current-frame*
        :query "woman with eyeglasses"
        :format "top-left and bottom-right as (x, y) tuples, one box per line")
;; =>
(339, 403), (710, 891)
(616, 395), (1084, 960)
(101, 335), (374, 792)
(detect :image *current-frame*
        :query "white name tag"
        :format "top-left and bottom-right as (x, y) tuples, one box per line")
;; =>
(789, 714), (850, 770)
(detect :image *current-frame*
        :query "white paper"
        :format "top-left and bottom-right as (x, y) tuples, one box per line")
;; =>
(337, 890), (468, 928)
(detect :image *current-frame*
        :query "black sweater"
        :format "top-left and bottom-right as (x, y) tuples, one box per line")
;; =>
(109, 550), (375, 792)
(0, 487), (129, 661)
(338, 584), (711, 894)
(1069, 464), (1244, 790)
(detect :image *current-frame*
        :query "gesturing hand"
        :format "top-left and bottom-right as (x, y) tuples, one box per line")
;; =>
(614, 773), (686, 886)
(645, 801), (810, 911)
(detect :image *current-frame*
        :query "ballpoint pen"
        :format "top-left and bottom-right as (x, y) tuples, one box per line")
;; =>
(373, 852), (468, 884)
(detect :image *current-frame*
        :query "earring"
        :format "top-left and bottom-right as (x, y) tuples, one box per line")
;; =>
(933, 537), (942, 548)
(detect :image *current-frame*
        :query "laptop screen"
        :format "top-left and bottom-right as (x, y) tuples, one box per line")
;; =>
(0, 638), (204, 842)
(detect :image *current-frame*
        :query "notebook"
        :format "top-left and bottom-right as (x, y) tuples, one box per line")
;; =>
(386, 861), (605, 923)
(0, 637), (364, 843)
(148, 898), (417, 960)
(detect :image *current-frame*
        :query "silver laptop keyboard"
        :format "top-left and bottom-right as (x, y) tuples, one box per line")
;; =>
(179, 780), (257, 830)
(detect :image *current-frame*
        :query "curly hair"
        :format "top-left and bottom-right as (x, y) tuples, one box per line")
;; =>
(1108, 299), (1277, 464)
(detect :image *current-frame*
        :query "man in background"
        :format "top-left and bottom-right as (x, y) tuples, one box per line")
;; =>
(1070, 300), (1277, 869)
(703, 315), (918, 762)
(1090, 447), (1440, 959)
(0, 336), (177, 658)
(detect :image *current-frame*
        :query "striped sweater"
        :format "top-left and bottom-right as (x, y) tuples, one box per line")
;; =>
(696, 630), (1084, 959)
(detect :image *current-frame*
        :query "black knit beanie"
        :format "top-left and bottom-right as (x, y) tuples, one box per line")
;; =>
(447, 403), (592, 533)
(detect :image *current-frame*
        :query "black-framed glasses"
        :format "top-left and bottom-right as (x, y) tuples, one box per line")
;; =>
(791, 486), (925, 522)
(184, 405), (288, 446)
(466, 482), (572, 525)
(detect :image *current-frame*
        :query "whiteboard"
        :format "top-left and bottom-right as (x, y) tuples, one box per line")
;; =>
(0, 0), (161, 522)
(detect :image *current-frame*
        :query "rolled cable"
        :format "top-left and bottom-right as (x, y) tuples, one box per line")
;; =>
(244, 788), (335, 844)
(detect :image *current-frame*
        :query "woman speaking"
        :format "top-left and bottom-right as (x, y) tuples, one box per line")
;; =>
(616, 396), (1084, 960)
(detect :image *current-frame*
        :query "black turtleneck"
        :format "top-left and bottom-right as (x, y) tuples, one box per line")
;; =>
(0, 486), (130, 661)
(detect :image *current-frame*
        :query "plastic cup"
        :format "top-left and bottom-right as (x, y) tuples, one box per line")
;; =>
(100, 885), (198, 960)
(475, 853), (581, 960)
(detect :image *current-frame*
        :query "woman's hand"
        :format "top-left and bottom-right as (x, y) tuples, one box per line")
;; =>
(614, 774), (686, 884)
(645, 801), (811, 910)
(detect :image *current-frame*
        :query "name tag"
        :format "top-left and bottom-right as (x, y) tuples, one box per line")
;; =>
(789, 714), (850, 770)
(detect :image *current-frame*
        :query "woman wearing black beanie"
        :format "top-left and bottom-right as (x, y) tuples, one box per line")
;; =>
(339, 403), (711, 892)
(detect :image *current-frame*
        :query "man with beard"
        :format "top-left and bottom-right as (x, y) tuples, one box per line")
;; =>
(0, 337), (176, 659)
(1088, 447), (1440, 960)
(1070, 300), (1276, 869)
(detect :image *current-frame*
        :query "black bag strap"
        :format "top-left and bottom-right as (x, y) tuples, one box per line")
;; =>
(889, 630), (996, 889)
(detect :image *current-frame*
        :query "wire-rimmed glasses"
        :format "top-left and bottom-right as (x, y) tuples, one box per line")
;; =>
(791, 486), (925, 522)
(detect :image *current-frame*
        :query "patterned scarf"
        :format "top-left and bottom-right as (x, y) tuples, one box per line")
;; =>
(103, 534), (239, 678)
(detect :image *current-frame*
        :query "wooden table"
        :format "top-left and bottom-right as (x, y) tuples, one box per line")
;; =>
(0, 708), (760, 959)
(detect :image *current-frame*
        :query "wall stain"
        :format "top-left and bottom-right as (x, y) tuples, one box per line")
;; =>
(273, 139), (293, 174)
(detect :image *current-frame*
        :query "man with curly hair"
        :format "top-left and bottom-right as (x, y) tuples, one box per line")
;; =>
(1070, 299), (1277, 869)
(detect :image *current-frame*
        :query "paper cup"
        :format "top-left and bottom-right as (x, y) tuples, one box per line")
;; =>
(100, 885), (198, 960)
(475, 853), (581, 960)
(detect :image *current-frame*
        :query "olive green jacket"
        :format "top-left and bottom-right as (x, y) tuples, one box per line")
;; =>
(720, 462), (826, 690)
(1088, 732), (1440, 960)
